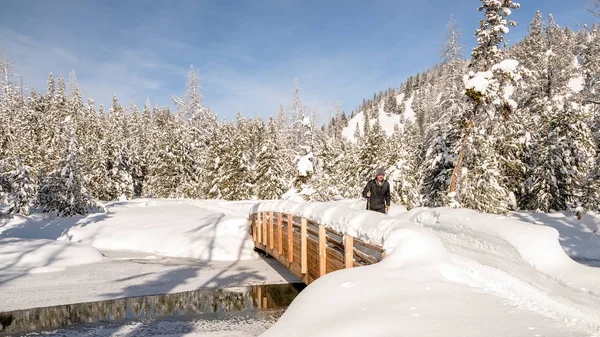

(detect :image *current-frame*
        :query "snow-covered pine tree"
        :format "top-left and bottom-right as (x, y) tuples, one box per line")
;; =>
(357, 114), (387, 191)
(173, 65), (216, 148)
(388, 122), (421, 209)
(3, 161), (36, 216)
(312, 130), (351, 201)
(420, 23), (467, 207)
(67, 70), (85, 131)
(470, 1), (521, 71)
(441, 14), (464, 65)
(83, 99), (111, 200)
(106, 95), (133, 200)
(526, 94), (595, 212)
(450, 0), (522, 213)
(37, 74), (69, 176)
(521, 15), (593, 211)
(175, 111), (201, 199)
(38, 117), (103, 216)
(238, 112), (265, 194)
(256, 116), (288, 200)
(127, 101), (145, 197)
(203, 120), (227, 200)
(420, 120), (456, 207)
(218, 118), (253, 201)
(143, 107), (197, 198)
(581, 28), (600, 210)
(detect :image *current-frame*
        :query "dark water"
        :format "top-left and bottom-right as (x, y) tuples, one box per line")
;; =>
(573, 257), (600, 268)
(0, 283), (305, 336)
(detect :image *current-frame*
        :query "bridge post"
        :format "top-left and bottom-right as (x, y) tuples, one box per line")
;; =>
(319, 225), (327, 276)
(262, 212), (268, 246)
(269, 211), (274, 249)
(344, 235), (354, 269)
(301, 218), (307, 274)
(257, 212), (262, 245)
(277, 213), (283, 255)
(252, 214), (257, 242)
(287, 214), (294, 263)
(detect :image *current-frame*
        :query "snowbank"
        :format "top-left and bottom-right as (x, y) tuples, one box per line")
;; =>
(256, 201), (600, 336)
(0, 238), (104, 273)
(510, 211), (600, 260)
(58, 199), (256, 261)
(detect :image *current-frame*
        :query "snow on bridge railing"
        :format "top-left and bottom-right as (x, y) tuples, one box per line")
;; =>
(249, 201), (387, 284)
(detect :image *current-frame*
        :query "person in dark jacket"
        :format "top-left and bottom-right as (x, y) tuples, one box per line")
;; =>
(362, 168), (391, 214)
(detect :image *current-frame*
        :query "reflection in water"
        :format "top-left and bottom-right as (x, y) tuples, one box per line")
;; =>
(0, 283), (305, 336)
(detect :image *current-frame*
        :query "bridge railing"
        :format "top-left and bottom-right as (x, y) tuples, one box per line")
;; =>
(250, 211), (387, 285)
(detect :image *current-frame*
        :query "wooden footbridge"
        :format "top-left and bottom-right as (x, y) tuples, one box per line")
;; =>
(250, 210), (386, 285)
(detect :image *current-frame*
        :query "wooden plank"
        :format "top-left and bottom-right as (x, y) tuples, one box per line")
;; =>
(319, 225), (327, 277)
(257, 213), (262, 245)
(354, 247), (378, 265)
(269, 211), (274, 249)
(251, 215), (256, 242)
(287, 214), (294, 263)
(277, 213), (283, 255)
(301, 218), (307, 274)
(344, 235), (354, 269)
(262, 212), (268, 246)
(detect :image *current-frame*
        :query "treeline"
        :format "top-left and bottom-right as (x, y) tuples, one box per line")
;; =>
(1, 0), (600, 217)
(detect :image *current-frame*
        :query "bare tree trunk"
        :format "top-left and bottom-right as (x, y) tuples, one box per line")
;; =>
(449, 118), (474, 193)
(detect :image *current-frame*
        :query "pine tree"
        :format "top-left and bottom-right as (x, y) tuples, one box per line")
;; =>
(441, 14), (464, 64)
(525, 95), (595, 211)
(38, 118), (103, 217)
(256, 117), (288, 200)
(449, 0), (522, 213)
(388, 123), (421, 208)
(203, 121), (227, 199)
(470, 0), (521, 71)
(106, 95), (133, 200)
(3, 162), (36, 216)
(357, 114), (387, 191)
(219, 120), (253, 201)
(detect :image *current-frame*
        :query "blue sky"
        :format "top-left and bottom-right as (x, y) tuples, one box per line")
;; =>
(0, 0), (596, 121)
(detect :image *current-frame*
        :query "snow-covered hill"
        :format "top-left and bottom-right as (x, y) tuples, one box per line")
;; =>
(342, 93), (415, 142)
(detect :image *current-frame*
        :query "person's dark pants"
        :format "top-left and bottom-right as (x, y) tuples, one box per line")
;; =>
(369, 207), (386, 214)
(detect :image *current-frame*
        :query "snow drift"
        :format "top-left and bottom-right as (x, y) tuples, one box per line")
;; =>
(0, 237), (104, 273)
(255, 201), (600, 336)
(58, 199), (256, 261)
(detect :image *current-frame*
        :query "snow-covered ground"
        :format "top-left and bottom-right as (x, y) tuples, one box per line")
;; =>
(257, 201), (600, 337)
(509, 211), (600, 261)
(3, 199), (600, 336)
(0, 199), (300, 312)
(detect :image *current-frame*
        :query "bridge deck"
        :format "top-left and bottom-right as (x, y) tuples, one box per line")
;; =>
(250, 211), (386, 285)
